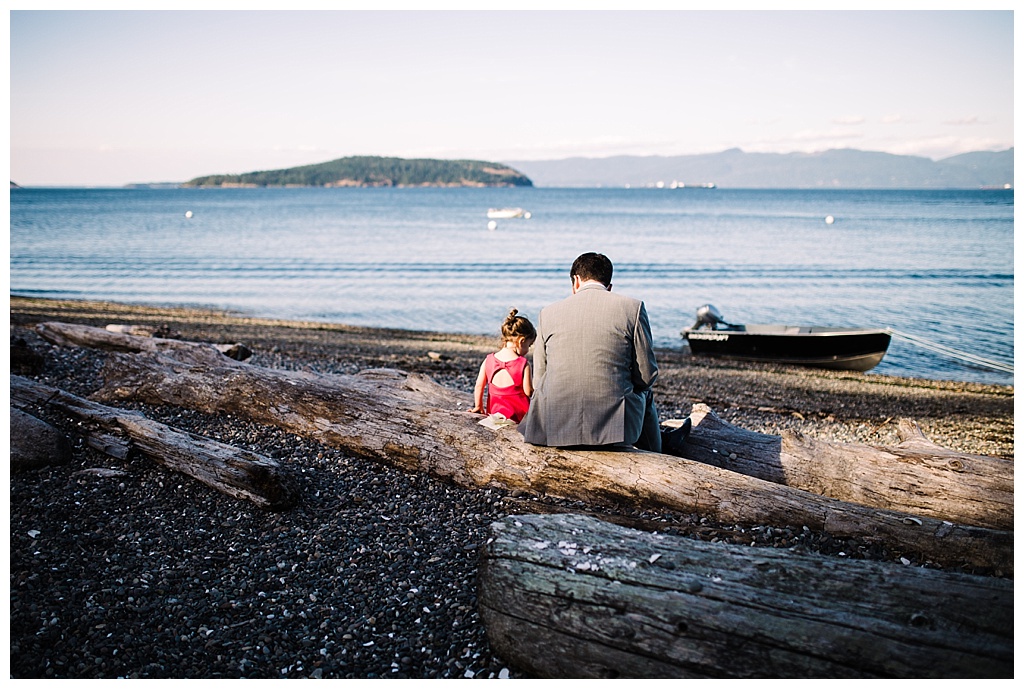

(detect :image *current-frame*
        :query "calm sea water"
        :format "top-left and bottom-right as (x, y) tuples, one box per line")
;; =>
(9, 186), (1014, 386)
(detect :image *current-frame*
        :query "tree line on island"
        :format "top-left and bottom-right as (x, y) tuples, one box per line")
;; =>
(182, 156), (533, 188)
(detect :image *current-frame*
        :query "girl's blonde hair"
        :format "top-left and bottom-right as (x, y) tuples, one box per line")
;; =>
(501, 308), (536, 343)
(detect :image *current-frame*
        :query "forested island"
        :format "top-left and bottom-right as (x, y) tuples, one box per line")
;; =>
(183, 156), (533, 188)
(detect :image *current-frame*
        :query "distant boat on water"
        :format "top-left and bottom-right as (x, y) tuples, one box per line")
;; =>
(487, 207), (532, 219)
(670, 182), (716, 189)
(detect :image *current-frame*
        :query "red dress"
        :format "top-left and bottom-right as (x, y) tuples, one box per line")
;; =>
(483, 353), (531, 423)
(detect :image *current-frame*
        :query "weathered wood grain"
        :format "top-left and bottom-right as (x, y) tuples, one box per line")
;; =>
(478, 513), (1013, 678)
(681, 404), (1013, 530)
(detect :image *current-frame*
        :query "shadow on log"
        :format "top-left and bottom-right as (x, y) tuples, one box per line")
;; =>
(478, 513), (1013, 679)
(10, 406), (73, 472)
(680, 404), (1013, 530)
(33, 321), (1014, 572)
(10, 375), (299, 510)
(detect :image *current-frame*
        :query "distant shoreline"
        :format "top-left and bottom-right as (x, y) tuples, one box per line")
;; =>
(12, 183), (1015, 191)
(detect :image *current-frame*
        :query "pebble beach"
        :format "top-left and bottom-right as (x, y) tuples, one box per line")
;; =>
(8, 296), (1015, 679)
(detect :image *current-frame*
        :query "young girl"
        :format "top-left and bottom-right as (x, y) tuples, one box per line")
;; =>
(470, 308), (536, 423)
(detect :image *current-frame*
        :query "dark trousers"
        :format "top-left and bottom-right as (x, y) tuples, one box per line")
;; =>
(633, 389), (662, 453)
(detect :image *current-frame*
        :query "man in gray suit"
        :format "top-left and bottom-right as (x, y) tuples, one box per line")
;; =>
(519, 252), (689, 455)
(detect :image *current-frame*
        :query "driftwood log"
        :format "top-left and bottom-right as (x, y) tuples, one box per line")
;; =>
(32, 321), (1011, 572)
(10, 406), (73, 472)
(10, 375), (299, 510)
(478, 513), (1013, 679)
(38, 321), (252, 364)
(678, 405), (1013, 530)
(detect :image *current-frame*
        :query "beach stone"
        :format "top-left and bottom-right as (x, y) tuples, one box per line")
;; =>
(215, 342), (253, 361)
(10, 407), (73, 472)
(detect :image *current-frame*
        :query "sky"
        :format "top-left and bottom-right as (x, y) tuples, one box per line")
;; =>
(7, 8), (1016, 187)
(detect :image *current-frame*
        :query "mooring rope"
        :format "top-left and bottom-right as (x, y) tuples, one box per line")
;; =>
(885, 328), (1014, 374)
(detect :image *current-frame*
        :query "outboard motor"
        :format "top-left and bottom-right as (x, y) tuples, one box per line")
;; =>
(693, 304), (734, 330)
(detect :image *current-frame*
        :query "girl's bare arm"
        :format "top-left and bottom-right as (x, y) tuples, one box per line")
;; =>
(522, 363), (534, 398)
(469, 361), (488, 413)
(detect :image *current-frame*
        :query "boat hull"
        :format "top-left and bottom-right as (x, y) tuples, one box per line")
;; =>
(683, 326), (892, 372)
(487, 208), (528, 219)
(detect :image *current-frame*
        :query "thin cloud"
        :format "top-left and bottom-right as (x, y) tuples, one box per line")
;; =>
(271, 144), (327, 153)
(942, 115), (983, 126)
(886, 135), (1008, 158)
(428, 137), (683, 161)
(739, 129), (867, 155)
(788, 128), (864, 143)
(832, 116), (866, 125)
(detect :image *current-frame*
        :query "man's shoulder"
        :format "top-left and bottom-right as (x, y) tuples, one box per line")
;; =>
(594, 288), (643, 311)
(611, 290), (643, 306)
(545, 290), (642, 318)
(541, 287), (643, 313)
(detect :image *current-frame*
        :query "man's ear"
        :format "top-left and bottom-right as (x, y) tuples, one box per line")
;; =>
(571, 275), (582, 293)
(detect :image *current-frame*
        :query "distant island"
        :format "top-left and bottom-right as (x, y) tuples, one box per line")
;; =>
(182, 156), (533, 188)
(503, 148), (1014, 189)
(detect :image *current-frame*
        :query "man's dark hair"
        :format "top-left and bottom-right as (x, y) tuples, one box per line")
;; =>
(571, 252), (613, 286)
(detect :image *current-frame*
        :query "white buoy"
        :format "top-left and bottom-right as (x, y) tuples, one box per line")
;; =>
(824, 215), (834, 225)
(487, 220), (497, 231)
(523, 211), (532, 219)
(185, 210), (193, 219)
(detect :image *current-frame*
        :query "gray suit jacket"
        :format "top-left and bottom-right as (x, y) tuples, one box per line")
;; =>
(519, 282), (659, 447)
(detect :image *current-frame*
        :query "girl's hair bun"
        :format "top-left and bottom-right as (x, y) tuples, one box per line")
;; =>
(500, 307), (536, 341)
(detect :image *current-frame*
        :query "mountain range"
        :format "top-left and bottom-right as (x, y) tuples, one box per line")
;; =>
(502, 148), (1013, 189)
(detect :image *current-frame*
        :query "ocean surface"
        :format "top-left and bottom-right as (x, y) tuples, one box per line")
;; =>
(9, 186), (1014, 386)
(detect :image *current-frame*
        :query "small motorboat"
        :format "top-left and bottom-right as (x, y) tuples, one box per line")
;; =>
(682, 304), (891, 372)
(487, 207), (532, 219)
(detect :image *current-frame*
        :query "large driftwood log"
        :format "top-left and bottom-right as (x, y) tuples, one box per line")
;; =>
(679, 404), (1013, 530)
(38, 321), (1011, 527)
(10, 375), (299, 510)
(478, 513), (1012, 679)
(33, 321), (1011, 572)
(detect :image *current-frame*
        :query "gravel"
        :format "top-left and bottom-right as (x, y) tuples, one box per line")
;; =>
(9, 298), (1014, 679)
